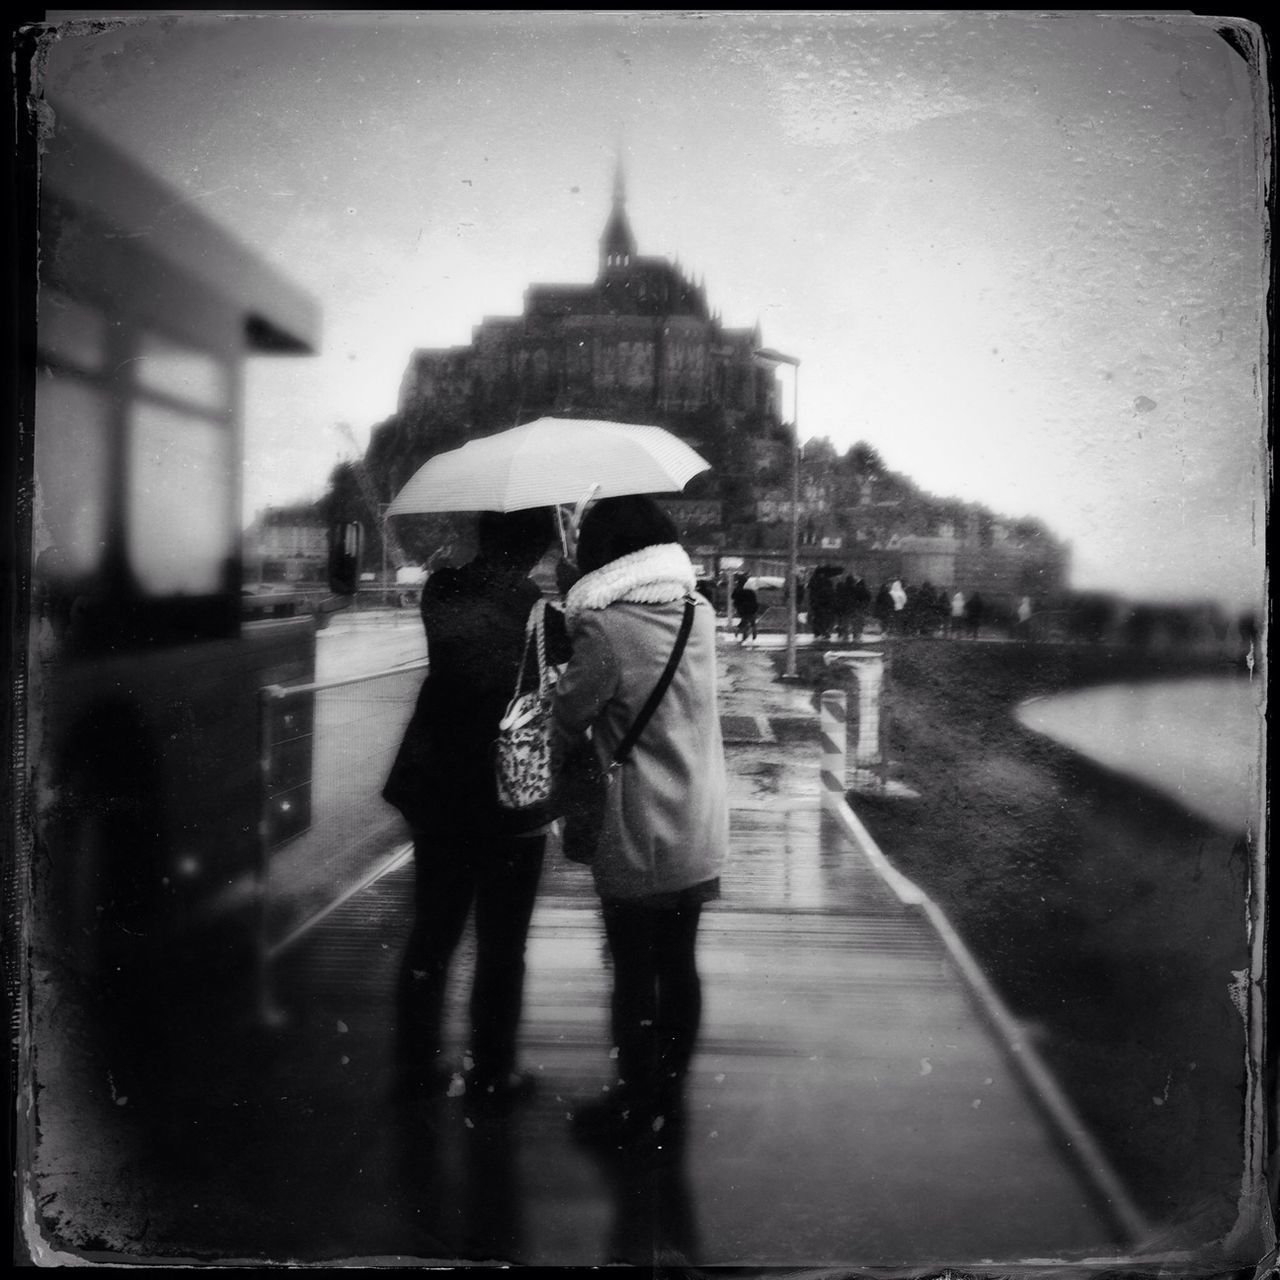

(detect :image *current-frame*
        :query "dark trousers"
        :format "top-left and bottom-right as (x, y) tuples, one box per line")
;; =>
(396, 824), (545, 1085)
(601, 898), (704, 1107)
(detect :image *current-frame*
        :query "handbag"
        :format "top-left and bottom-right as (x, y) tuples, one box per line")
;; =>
(494, 599), (556, 813)
(560, 594), (697, 865)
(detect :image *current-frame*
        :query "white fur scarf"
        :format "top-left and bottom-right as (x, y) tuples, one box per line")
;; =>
(563, 543), (696, 627)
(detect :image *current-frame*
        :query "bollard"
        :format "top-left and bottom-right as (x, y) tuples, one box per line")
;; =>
(851, 653), (884, 768)
(822, 647), (887, 795)
(820, 689), (848, 810)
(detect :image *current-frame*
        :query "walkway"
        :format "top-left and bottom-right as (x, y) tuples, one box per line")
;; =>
(27, 638), (1137, 1267)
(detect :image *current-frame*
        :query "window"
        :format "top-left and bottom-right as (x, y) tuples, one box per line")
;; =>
(135, 331), (229, 414)
(127, 402), (232, 595)
(33, 376), (111, 578)
(122, 327), (235, 597)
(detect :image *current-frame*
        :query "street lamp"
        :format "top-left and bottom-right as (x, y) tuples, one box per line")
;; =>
(754, 347), (802, 680)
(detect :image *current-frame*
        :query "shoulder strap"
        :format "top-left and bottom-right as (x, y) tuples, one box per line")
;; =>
(510, 598), (547, 702)
(613, 594), (696, 765)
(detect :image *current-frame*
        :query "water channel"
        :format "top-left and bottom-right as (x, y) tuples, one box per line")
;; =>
(1015, 674), (1264, 834)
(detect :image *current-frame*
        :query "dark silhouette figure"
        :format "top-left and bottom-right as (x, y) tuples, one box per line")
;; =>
(909, 581), (937, 636)
(966, 591), (985, 640)
(731, 573), (759, 643)
(383, 508), (565, 1109)
(873, 582), (894, 630)
(834, 573), (858, 640)
(807, 567), (840, 640)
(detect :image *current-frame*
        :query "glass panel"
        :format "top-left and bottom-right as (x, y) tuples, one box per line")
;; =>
(33, 374), (110, 578)
(127, 403), (232, 595)
(37, 290), (106, 372)
(134, 331), (230, 414)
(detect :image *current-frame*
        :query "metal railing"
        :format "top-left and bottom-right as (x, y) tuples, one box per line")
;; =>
(255, 659), (428, 1017)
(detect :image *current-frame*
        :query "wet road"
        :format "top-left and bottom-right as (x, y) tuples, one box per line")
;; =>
(27, 632), (1135, 1266)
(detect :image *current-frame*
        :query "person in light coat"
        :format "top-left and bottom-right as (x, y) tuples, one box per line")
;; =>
(554, 495), (729, 1141)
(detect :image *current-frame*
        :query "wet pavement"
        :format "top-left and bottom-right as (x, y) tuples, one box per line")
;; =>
(26, 632), (1137, 1267)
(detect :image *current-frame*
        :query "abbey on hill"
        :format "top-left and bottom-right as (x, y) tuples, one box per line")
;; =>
(341, 169), (1069, 604)
(370, 164), (785, 535)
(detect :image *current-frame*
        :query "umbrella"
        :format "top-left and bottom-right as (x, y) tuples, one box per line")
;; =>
(385, 417), (711, 517)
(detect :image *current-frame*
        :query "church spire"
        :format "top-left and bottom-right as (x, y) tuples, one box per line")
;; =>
(599, 152), (637, 277)
(613, 152), (626, 208)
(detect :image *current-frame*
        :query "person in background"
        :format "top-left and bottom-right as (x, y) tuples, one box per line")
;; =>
(731, 573), (759, 644)
(807, 568), (837, 640)
(967, 591), (985, 640)
(383, 508), (566, 1112)
(1016, 595), (1034, 640)
(911, 581), (938, 637)
(889, 578), (908, 622)
(554, 496), (729, 1144)
(834, 572), (857, 641)
(850, 575), (872, 640)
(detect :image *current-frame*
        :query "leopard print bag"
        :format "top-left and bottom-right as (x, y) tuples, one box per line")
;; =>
(494, 599), (556, 812)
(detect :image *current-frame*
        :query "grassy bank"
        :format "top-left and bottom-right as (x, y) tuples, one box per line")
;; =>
(798, 638), (1255, 1242)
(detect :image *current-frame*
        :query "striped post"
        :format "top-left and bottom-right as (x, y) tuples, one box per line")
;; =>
(820, 689), (847, 810)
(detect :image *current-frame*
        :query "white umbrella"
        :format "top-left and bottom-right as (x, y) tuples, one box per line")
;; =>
(385, 417), (711, 517)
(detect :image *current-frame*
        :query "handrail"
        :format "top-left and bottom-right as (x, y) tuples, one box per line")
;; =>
(254, 655), (430, 1019)
(261, 658), (429, 701)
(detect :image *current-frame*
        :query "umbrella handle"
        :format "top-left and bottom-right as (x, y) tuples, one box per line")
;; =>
(554, 505), (572, 560)
(570, 484), (600, 548)
(555, 484), (599, 566)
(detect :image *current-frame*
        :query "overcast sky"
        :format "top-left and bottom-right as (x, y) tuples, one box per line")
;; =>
(37, 10), (1269, 611)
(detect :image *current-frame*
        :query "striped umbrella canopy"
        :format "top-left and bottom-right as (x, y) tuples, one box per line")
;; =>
(385, 417), (711, 516)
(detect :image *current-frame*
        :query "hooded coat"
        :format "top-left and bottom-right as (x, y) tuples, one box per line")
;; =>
(554, 543), (729, 901)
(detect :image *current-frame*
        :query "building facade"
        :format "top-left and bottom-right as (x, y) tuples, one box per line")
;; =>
(355, 171), (1069, 606)
(377, 167), (788, 528)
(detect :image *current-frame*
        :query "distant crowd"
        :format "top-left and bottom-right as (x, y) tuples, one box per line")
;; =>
(714, 570), (1029, 645)
(706, 568), (1255, 658)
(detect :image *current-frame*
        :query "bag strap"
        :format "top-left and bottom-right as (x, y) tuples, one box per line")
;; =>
(510, 598), (548, 702)
(533, 597), (551, 696)
(612, 594), (696, 766)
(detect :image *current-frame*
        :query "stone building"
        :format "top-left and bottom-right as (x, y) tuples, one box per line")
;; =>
(377, 166), (790, 531)
(242, 505), (328, 584)
(352, 169), (1069, 606)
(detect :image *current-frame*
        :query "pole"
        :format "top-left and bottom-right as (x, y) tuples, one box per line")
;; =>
(381, 504), (389, 602)
(753, 347), (802, 681)
(785, 364), (800, 680)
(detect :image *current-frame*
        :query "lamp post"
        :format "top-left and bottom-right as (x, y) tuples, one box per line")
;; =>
(754, 347), (802, 680)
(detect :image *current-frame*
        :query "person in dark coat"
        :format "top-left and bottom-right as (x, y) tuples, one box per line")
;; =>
(807, 568), (838, 640)
(731, 573), (759, 643)
(383, 507), (565, 1109)
(967, 591), (985, 640)
(874, 582), (894, 630)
